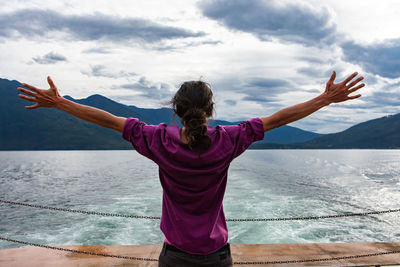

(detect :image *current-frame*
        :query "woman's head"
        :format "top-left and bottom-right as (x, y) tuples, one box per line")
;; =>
(170, 81), (214, 152)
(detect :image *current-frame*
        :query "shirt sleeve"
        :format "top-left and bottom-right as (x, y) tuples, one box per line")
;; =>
(222, 117), (265, 159)
(122, 117), (158, 159)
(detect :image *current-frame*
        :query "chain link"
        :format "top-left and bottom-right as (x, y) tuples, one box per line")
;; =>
(1, 236), (400, 265)
(1, 199), (399, 221)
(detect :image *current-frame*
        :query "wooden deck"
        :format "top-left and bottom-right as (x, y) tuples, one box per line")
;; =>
(1, 242), (400, 266)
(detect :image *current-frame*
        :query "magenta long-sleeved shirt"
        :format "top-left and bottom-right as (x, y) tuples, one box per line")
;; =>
(122, 117), (265, 255)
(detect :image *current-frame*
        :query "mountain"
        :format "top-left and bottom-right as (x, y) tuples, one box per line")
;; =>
(0, 79), (133, 150)
(2, 74), (398, 150)
(257, 124), (323, 145)
(0, 78), (324, 150)
(293, 113), (400, 149)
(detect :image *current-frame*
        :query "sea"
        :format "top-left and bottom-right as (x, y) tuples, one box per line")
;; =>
(1, 150), (400, 249)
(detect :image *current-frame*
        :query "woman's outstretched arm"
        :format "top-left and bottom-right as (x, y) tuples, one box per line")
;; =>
(18, 76), (126, 133)
(261, 71), (365, 132)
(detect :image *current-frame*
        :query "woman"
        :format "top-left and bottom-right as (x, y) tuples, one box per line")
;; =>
(17, 71), (364, 266)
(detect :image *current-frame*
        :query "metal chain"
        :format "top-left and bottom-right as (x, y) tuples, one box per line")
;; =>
(0, 236), (158, 262)
(1, 199), (400, 221)
(227, 208), (400, 221)
(1, 236), (400, 265)
(0, 199), (160, 220)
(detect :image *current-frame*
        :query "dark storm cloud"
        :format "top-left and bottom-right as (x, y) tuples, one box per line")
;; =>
(198, 0), (337, 46)
(341, 39), (400, 79)
(32, 52), (67, 64)
(0, 9), (205, 43)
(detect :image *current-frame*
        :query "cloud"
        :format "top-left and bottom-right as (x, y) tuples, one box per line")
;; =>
(297, 66), (326, 78)
(368, 91), (400, 106)
(198, 0), (337, 46)
(242, 95), (278, 103)
(82, 47), (113, 54)
(224, 99), (236, 106)
(363, 86), (400, 108)
(151, 39), (222, 51)
(211, 75), (293, 106)
(81, 65), (137, 79)
(245, 77), (291, 90)
(341, 39), (400, 79)
(296, 65), (347, 80)
(0, 9), (205, 43)
(239, 77), (292, 103)
(119, 76), (174, 100)
(296, 56), (327, 65)
(32, 52), (67, 64)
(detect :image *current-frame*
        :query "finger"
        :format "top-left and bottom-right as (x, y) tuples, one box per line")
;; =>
(47, 76), (56, 89)
(17, 87), (37, 97)
(347, 94), (361, 100)
(343, 72), (358, 84)
(347, 76), (364, 89)
(21, 83), (39, 92)
(327, 71), (336, 85)
(25, 103), (39, 109)
(18, 94), (37, 102)
(348, 83), (365, 93)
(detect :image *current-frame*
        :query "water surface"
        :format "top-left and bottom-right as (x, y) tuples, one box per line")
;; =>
(1, 150), (399, 249)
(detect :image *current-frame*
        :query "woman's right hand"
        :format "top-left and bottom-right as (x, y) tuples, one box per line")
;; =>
(17, 76), (63, 109)
(322, 71), (365, 105)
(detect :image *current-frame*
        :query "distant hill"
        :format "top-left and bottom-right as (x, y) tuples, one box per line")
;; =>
(292, 113), (400, 149)
(5, 77), (398, 150)
(0, 79), (133, 150)
(0, 78), (324, 150)
(250, 113), (400, 149)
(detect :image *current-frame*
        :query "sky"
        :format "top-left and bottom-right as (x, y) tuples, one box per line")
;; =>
(1, 0), (399, 133)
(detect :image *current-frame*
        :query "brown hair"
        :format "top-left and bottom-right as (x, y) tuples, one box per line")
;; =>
(170, 81), (214, 152)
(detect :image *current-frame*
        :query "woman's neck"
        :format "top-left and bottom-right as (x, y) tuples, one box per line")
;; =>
(180, 128), (188, 144)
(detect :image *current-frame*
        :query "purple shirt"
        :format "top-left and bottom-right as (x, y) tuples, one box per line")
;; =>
(122, 117), (265, 255)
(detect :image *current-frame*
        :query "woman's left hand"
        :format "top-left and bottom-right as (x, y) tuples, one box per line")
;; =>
(17, 76), (63, 109)
(322, 71), (365, 104)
